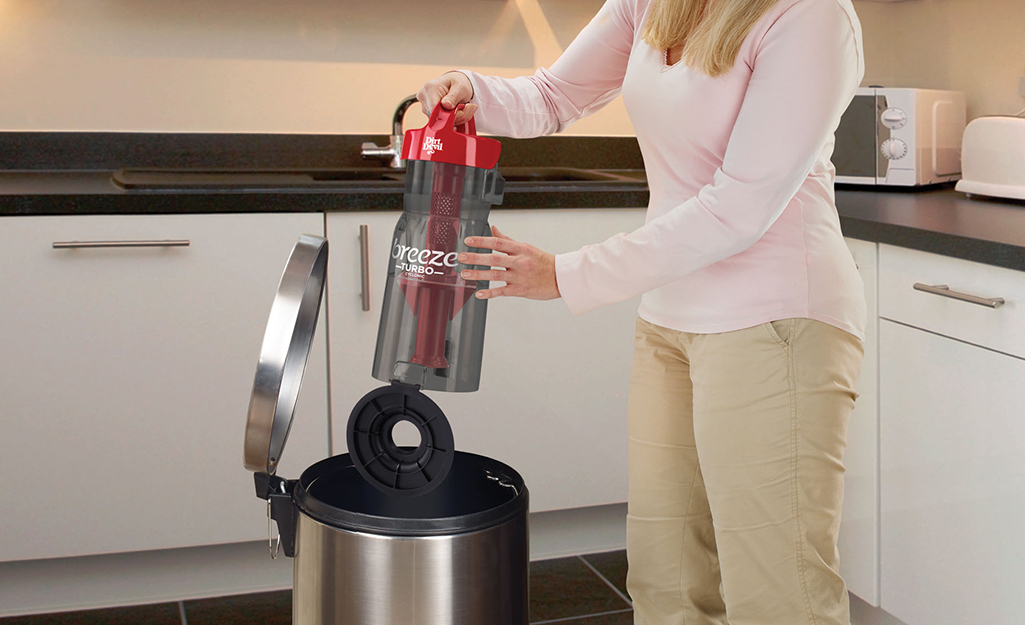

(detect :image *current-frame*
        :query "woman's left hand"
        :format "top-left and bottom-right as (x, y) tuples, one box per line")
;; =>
(457, 226), (561, 301)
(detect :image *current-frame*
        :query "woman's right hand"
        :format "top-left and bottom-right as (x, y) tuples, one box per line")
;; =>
(417, 71), (478, 126)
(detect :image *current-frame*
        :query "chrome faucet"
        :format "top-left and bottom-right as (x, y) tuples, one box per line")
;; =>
(361, 95), (419, 169)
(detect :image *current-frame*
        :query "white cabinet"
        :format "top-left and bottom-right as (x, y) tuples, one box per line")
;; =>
(877, 244), (1025, 625)
(0, 214), (329, 562)
(878, 244), (1025, 359)
(325, 210), (404, 453)
(879, 321), (1025, 625)
(425, 208), (643, 511)
(839, 237), (880, 607)
(328, 208), (645, 511)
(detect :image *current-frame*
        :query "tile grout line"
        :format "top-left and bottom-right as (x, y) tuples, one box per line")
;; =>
(576, 555), (633, 608)
(178, 600), (188, 625)
(532, 607), (634, 625)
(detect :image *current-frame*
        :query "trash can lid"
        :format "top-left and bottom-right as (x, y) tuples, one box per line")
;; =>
(243, 234), (328, 475)
(346, 383), (456, 498)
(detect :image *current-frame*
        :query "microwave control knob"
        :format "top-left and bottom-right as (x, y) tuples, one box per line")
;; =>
(881, 138), (908, 160)
(880, 107), (908, 129)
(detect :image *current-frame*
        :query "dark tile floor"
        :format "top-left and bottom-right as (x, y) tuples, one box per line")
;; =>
(0, 550), (632, 625)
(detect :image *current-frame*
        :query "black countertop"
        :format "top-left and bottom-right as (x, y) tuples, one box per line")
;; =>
(835, 186), (1025, 272)
(1, 132), (1023, 273)
(0, 132), (651, 214)
(0, 169), (650, 215)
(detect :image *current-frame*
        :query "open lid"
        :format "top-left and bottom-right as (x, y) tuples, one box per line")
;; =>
(243, 234), (328, 475)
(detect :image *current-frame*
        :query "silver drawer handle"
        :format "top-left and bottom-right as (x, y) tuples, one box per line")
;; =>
(913, 283), (1005, 309)
(52, 240), (191, 249)
(359, 224), (371, 312)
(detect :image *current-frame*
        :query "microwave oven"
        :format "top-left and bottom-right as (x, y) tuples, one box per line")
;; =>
(833, 87), (966, 186)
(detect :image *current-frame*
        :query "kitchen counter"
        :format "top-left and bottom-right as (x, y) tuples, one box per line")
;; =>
(3, 171), (1023, 272)
(0, 169), (650, 214)
(836, 186), (1025, 272)
(2, 132), (1023, 272)
(0, 132), (651, 214)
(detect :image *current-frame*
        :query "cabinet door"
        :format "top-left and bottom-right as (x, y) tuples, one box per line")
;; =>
(0, 214), (329, 562)
(328, 208), (644, 511)
(879, 243), (1025, 359)
(431, 208), (644, 511)
(839, 237), (879, 606)
(325, 211), (404, 453)
(879, 320), (1025, 625)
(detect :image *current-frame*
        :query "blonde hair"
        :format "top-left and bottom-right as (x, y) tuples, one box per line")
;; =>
(642, 0), (781, 77)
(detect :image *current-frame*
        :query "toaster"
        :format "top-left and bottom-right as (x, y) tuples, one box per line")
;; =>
(955, 116), (1025, 201)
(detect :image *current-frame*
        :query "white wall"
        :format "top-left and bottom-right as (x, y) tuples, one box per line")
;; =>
(855, 0), (1025, 120)
(0, 0), (627, 135)
(0, 0), (1022, 134)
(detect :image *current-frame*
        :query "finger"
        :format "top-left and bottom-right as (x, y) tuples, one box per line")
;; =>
(440, 87), (465, 110)
(457, 252), (511, 267)
(439, 76), (462, 110)
(490, 225), (513, 241)
(461, 268), (508, 281)
(417, 83), (446, 116)
(416, 88), (432, 117)
(474, 284), (513, 300)
(454, 103), (478, 126)
(440, 72), (474, 109)
(464, 235), (519, 254)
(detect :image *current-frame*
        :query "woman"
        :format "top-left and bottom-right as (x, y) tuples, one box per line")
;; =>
(418, 0), (865, 622)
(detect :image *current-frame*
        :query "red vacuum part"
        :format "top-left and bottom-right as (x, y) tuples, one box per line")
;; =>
(401, 104), (501, 169)
(408, 162), (465, 368)
(399, 105), (495, 369)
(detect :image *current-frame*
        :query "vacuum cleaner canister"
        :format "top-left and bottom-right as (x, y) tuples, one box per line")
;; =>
(371, 103), (505, 393)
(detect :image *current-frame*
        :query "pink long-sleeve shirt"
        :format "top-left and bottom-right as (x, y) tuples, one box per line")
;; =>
(464, 0), (867, 340)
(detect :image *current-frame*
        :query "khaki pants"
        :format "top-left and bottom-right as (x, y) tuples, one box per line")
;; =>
(626, 317), (863, 625)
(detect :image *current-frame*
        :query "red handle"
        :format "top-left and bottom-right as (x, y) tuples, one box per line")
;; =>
(429, 102), (477, 137)
(402, 100), (499, 168)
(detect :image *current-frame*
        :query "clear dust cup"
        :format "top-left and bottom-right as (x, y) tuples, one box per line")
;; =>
(372, 104), (505, 392)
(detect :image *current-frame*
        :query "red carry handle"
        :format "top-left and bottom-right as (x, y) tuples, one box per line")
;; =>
(402, 101), (500, 169)
(429, 103), (476, 136)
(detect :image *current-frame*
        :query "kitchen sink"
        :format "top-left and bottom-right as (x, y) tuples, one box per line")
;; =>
(112, 168), (405, 189)
(112, 167), (645, 190)
(496, 167), (637, 183)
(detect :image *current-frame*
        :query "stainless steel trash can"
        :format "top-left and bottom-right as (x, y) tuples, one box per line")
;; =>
(243, 234), (529, 625)
(292, 453), (528, 624)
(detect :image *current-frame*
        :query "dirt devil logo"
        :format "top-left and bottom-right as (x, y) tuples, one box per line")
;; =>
(422, 137), (443, 155)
